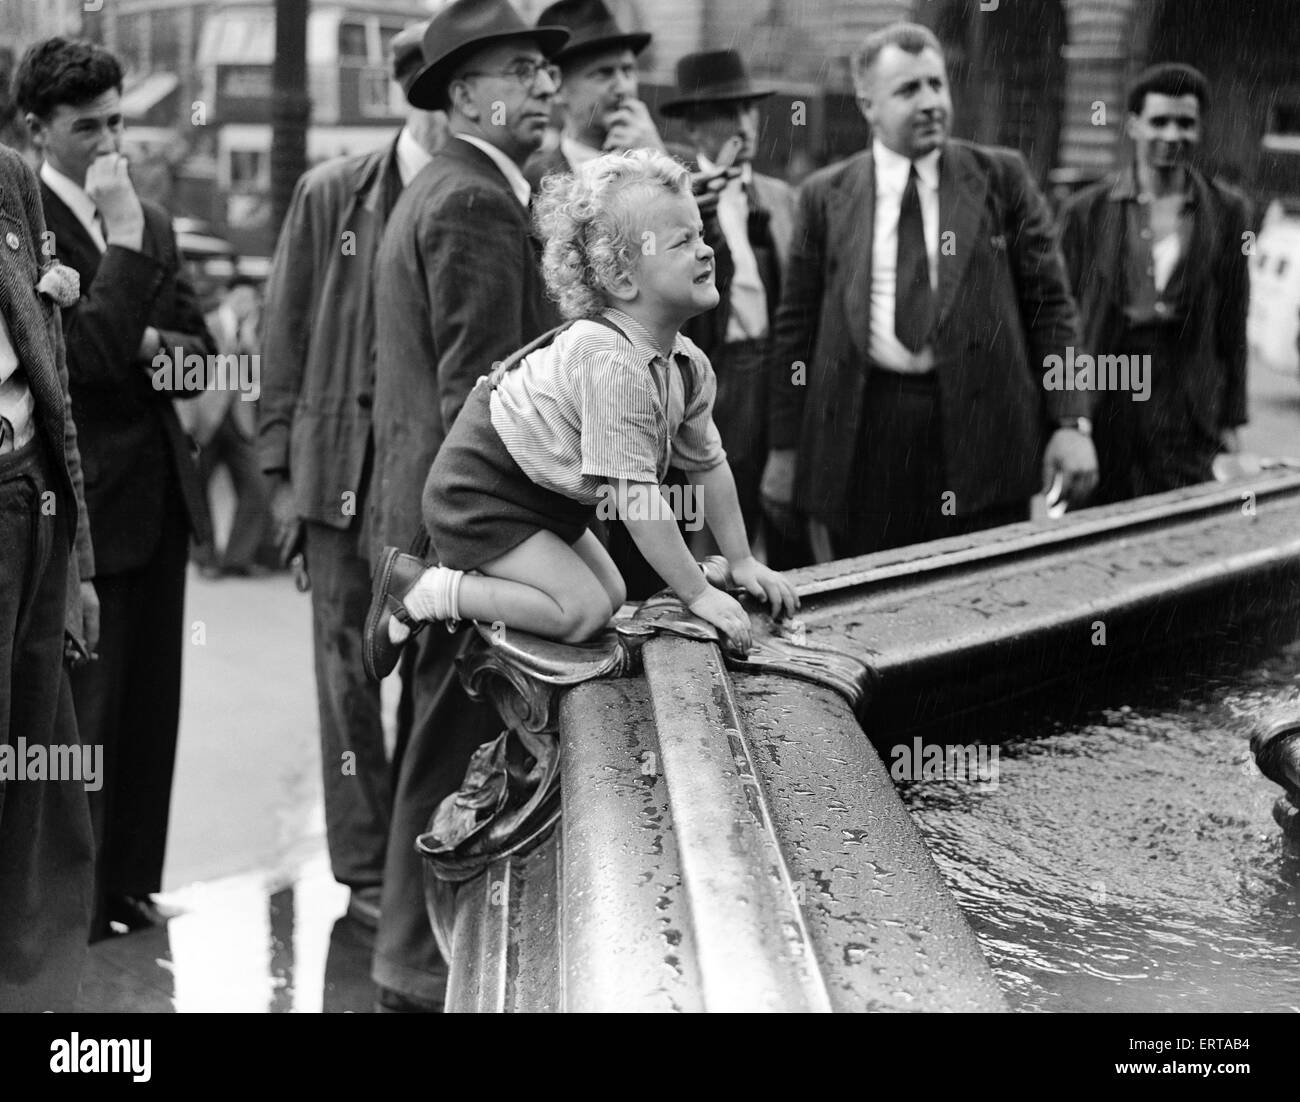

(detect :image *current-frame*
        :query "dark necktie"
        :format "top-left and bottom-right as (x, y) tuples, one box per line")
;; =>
(895, 165), (932, 352)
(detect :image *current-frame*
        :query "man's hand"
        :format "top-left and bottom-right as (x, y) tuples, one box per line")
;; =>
(1042, 428), (1098, 509)
(731, 556), (800, 621)
(1218, 427), (1241, 454)
(760, 448), (799, 525)
(267, 473), (300, 565)
(602, 100), (666, 153)
(79, 580), (100, 656)
(137, 326), (162, 361)
(84, 153), (144, 251)
(690, 163), (740, 216)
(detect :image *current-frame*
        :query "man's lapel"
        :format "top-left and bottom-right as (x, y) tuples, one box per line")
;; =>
(935, 142), (988, 330)
(0, 193), (58, 417)
(39, 181), (103, 282)
(833, 152), (875, 360)
(1177, 168), (1216, 305)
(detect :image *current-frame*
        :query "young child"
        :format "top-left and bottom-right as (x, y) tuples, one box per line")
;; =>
(365, 149), (797, 677)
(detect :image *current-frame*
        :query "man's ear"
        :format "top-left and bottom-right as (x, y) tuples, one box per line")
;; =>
(1123, 112), (1140, 143)
(447, 79), (479, 122)
(854, 92), (875, 126)
(24, 112), (47, 150)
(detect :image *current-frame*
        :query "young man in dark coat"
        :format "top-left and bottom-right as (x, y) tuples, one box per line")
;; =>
(0, 141), (97, 1010)
(16, 36), (215, 940)
(1058, 63), (1251, 504)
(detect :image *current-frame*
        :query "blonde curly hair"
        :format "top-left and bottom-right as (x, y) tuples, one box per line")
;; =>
(534, 148), (691, 320)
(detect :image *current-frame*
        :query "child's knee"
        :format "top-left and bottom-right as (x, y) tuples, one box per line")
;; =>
(557, 591), (612, 643)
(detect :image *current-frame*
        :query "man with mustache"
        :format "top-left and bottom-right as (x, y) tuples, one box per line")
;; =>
(365, 0), (567, 1012)
(1059, 64), (1250, 504)
(522, 0), (663, 189)
(764, 22), (1095, 557)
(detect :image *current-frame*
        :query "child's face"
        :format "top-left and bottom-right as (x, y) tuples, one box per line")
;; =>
(629, 191), (719, 322)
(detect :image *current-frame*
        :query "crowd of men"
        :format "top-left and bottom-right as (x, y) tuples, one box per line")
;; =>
(0, 0), (1249, 1011)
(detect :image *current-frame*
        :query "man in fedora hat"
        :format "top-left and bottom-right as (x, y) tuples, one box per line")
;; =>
(367, 0), (568, 1011)
(522, 0), (663, 189)
(662, 50), (807, 569)
(257, 20), (448, 934)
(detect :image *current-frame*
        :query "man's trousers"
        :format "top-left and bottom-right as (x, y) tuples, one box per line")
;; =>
(72, 492), (189, 938)
(305, 520), (391, 889)
(372, 624), (500, 1004)
(0, 439), (94, 1010)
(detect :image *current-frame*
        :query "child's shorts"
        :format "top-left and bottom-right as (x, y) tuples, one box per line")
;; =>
(422, 380), (596, 571)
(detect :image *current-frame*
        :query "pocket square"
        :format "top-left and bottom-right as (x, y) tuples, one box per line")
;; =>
(989, 234), (1008, 251)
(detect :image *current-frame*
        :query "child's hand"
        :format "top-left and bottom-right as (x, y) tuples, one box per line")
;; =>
(687, 587), (752, 653)
(731, 557), (801, 621)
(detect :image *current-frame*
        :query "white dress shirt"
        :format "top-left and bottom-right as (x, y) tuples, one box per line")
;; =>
(560, 136), (601, 171)
(395, 125), (435, 188)
(41, 160), (106, 252)
(0, 307), (35, 453)
(454, 134), (532, 209)
(869, 139), (941, 372)
(698, 155), (768, 343)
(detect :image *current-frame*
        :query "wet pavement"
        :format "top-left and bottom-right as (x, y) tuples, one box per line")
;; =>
(78, 354), (1300, 1012)
(80, 544), (400, 1013)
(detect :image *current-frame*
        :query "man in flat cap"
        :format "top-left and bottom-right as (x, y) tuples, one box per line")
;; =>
(366, 0), (568, 1012)
(257, 21), (448, 930)
(662, 50), (806, 568)
(523, 0), (664, 189)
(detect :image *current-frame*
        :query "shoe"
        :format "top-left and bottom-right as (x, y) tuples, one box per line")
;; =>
(363, 547), (429, 681)
(374, 984), (443, 1013)
(347, 886), (382, 930)
(105, 894), (177, 933)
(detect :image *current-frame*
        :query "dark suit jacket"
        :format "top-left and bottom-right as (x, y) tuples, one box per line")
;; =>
(41, 179), (214, 575)
(769, 140), (1085, 522)
(1058, 166), (1250, 437)
(0, 146), (93, 581)
(367, 137), (560, 563)
(259, 138), (405, 527)
(522, 143), (569, 194)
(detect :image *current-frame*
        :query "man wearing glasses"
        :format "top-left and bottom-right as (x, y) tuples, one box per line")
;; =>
(365, 0), (569, 1012)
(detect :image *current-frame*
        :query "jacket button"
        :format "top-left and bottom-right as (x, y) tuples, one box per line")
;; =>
(357, 394), (373, 410)
(5, 232), (19, 250)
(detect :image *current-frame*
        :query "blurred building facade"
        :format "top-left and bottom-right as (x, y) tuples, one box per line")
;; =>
(636, 0), (1299, 202)
(7, 0), (1294, 251)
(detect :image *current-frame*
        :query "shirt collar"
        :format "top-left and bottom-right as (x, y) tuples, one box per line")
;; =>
(872, 138), (940, 193)
(1108, 164), (1198, 210)
(455, 134), (531, 208)
(396, 126), (434, 188)
(40, 160), (102, 243)
(602, 306), (692, 367)
(560, 136), (602, 170)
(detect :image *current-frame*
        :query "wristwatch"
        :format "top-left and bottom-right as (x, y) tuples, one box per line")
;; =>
(1055, 416), (1092, 437)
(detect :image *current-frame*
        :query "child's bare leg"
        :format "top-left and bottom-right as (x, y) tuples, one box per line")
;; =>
(570, 529), (627, 614)
(396, 531), (616, 644)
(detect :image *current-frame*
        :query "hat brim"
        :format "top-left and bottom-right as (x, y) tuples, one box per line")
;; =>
(659, 88), (774, 119)
(406, 26), (571, 110)
(555, 32), (652, 66)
